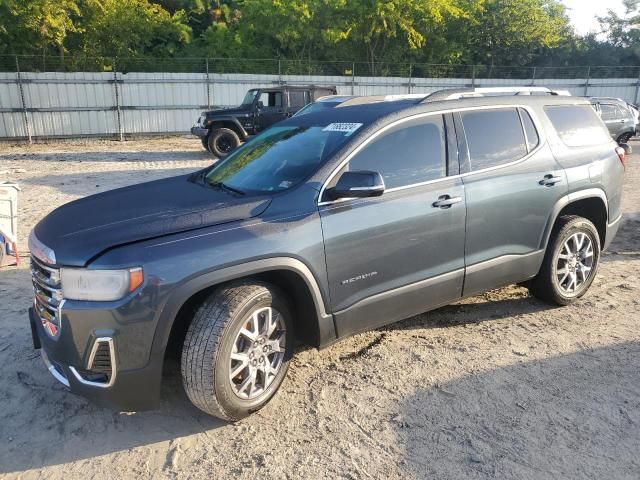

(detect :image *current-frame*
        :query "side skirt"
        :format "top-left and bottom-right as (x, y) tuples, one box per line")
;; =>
(462, 249), (545, 298)
(332, 269), (464, 339)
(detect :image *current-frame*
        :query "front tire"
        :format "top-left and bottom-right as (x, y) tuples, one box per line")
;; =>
(181, 282), (294, 421)
(529, 215), (600, 306)
(207, 128), (240, 158)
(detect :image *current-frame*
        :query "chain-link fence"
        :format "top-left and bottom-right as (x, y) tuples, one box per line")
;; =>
(2, 54), (640, 142)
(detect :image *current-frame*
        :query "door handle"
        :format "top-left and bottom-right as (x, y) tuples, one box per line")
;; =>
(539, 174), (562, 186)
(432, 195), (462, 208)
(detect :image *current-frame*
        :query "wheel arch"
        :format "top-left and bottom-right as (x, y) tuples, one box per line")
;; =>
(540, 189), (609, 251)
(158, 258), (336, 362)
(208, 116), (248, 140)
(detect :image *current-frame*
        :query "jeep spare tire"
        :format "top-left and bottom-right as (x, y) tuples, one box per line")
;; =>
(208, 128), (240, 158)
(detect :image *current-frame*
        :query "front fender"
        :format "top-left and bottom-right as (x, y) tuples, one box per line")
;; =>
(150, 257), (336, 360)
(207, 116), (249, 139)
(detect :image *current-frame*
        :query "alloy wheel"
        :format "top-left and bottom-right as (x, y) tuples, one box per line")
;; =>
(555, 231), (594, 295)
(229, 307), (286, 400)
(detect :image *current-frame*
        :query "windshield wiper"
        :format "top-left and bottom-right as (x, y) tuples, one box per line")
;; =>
(208, 181), (245, 196)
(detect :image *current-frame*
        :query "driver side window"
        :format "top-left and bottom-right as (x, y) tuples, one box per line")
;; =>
(258, 91), (283, 108)
(347, 115), (447, 189)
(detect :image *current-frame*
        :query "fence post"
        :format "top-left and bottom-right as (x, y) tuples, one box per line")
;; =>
(407, 63), (413, 94)
(113, 58), (123, 142)
(205, 58), (211, 109)
(530, 67), (537, 86)
(351, 62), (356, 95)
(278, 59), (282, 85)
(634, 67), (640, 105)
(15, 55), (32, 144)
(471, 65), (476, 88)
(584, 66), (591, 97)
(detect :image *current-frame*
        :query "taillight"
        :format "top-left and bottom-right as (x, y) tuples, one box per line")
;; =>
(615, 146), (626, 171)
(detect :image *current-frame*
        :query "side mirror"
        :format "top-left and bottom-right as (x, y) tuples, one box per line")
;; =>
(257, 101), (264, 109)
(330, 171), (385, 200)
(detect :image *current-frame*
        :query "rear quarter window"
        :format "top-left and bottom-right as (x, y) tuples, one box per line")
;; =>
(544, 105), (611, 147)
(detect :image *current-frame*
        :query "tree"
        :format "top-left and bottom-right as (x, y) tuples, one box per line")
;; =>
(461, 0), (572, 69)
(598, 0), (640, 64)
(68, 0), (192, 59)
(0, 0), (81, 57)
(321, 0), (468, 72)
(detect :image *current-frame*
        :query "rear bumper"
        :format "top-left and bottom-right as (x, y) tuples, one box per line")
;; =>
(603, 214), (622, 250)
(29, 305), (162, 411)
(191, 126), (208, 137)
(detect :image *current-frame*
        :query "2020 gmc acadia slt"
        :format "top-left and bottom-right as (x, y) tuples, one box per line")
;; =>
(28, 87), (625, 421)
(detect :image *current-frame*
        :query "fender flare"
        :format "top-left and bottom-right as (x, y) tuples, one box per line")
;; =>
(151, 257), (336, 358)
(207, 116), (249, 140)
(539, 188), (609, 250)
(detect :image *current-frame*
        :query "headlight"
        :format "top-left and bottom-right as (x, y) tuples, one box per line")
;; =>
(60, 267), (144, 301)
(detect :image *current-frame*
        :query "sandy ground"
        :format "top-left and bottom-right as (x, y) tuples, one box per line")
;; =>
(0, 137), (639, 480)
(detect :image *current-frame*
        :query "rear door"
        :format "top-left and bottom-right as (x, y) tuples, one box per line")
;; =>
(457, 106), (567, 295)
(319, 114), (466, 338)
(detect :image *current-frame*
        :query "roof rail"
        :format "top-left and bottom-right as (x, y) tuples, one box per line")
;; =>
(421, 86), (571, 103)
(335, 94), (428, 107)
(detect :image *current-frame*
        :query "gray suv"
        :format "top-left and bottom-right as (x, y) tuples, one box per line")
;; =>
(28, 87), (625, 421)
(590, 96), (637, 144)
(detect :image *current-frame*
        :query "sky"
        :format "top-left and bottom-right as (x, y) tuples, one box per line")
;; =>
(562, 0), (627, 35)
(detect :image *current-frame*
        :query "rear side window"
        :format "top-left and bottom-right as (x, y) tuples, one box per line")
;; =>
(461, 108), (528, 171)
(348, 115), (446, 189)
(518, 108), (539, 152)
(545, 105), (611, 147)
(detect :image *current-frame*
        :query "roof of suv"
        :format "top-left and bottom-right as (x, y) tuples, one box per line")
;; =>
(280, 90), (590, 130)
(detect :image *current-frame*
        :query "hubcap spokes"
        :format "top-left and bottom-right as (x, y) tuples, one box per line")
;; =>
(229, 307), (286, 400)
(556, 232), (594, 294)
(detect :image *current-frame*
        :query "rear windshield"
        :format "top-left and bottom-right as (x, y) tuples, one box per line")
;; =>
(205, 123), (360, 194)
(544, 105), (611, 147)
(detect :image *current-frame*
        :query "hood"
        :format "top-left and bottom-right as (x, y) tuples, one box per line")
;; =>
(206, 106), (251, 117)
(33, 173), (271, 266)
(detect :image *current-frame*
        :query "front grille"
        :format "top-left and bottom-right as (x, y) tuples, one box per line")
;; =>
(30, 255), (63, 337)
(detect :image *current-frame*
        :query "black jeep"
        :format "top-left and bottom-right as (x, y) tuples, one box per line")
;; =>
(191, 85), (337, 157)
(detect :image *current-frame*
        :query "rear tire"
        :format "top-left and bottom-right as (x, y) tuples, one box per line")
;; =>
(529, 215), (600, 306)
(617, 132), (633, 145)
(207, 128), (240, 158)
(181, 282), (294, 421)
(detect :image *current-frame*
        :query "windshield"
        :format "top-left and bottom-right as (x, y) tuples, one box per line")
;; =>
(205, 123), (358, 193)
(241, 89), (259, 106)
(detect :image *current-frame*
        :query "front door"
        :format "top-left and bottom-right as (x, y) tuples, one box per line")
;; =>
(319, 114), (466, 338)
(256, 90), (287, 131)
(455, 107), (568, 295)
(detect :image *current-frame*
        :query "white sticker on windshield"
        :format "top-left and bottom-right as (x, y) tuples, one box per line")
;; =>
(322, 122), (363, 136)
